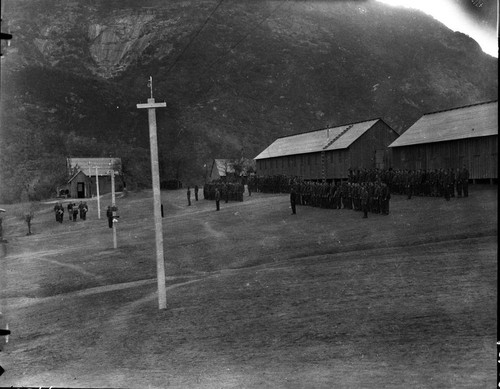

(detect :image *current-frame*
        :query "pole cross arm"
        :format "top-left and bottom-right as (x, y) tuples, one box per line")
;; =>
(137, 101), (167, 109)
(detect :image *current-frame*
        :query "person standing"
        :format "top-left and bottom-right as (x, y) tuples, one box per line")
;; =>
(194, 185), (199, 201)
(72, 204), (79, 221)
(78, 201), (84, 219)
(360, 183), (369, 218)
(215, 188), (221, 211)
(443, 170), (451, 201)
(455, 168), (463, 197)
(54, 203), (64, 223)
(290, 185), (297, 215)
(81, 202), (88, 220)
(67, 203), (73, 221)
(106, 206), (113, 228)
(380, 183), (391, 215)
(224, 183), (229, 203)
(461, 166), (470, 197)
(187, 187), (191, 206)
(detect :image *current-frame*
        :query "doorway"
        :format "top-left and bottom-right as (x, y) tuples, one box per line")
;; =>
(77, 182), (85, 198)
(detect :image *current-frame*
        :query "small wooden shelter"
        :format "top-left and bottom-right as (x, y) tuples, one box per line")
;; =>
(65, 158), (123, 198)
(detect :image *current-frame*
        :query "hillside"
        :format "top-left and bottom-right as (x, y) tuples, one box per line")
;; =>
(0, 0), (497, 202)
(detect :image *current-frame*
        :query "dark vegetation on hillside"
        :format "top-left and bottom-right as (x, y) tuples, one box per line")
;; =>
(0, 0), (497, 202)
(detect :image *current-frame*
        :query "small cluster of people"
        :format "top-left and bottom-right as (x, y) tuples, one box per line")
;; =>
(186, 185), (200, 206)
(53, 201), (88, 223)
(289, 179), (390, 218)
(203, 181), (245, 203)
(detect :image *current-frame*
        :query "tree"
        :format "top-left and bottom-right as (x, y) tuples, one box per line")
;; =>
(21, 203), (39, 236)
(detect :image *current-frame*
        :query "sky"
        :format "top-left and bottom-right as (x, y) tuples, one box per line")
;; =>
(376, 0), (498, 57)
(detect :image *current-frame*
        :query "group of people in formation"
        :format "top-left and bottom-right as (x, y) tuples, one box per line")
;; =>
(289, 179), (390, 218)
(203, 181), (245, 203)
(248, 166), (470, 201)
(53, 201), (88, 223)
(386, 167), (469, 200)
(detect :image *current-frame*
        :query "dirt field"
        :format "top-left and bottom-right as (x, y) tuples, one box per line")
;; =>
(0, 185), (496, 388)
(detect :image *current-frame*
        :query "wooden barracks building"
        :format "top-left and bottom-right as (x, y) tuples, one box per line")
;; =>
(389, 100), (498, 182)
(254, 118), (399, 181)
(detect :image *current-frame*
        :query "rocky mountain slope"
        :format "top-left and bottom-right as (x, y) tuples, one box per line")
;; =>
(0, 0), (497, 202)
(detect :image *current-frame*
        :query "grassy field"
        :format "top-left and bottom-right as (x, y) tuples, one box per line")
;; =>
(0, 185), (497, 388)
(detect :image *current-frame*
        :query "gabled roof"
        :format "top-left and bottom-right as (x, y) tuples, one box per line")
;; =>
(254, 119), (381, 160)
(68, 170), (88, 184)
(68, 158), (122, 176)
(389, 101), (498, 148)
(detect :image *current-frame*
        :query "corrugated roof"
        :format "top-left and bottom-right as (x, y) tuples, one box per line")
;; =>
(389, 101), (498, 148)
(68, 158), (122, 176)
(254, 119), (380, 160)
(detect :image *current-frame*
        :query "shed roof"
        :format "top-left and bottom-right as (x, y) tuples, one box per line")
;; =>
(389, 101), (498, 148)
(254, 119), (380, 160)
(68, 158), (122, 176)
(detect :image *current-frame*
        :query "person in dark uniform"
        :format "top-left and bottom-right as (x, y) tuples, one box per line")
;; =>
(81, 202), (88, 220)
(455, 168), (463, 197)
(78, 201), (84, 219)
(187, 187), (191, 206)
(194, 185), (199, 201)
(224, 183), (229, 203)
(215, 188), (221, 211)
(72, 204), (79, 221)
(106, 206), (113, 228)
(54, 203), (64, 223)
(443, 170), (451, 201)
(67, 203), (73, 221)
(461, 166), (470, 197)
(290, 185), (297, 215)
(380, 183), (391, 215)
(360, 183), (369, 218)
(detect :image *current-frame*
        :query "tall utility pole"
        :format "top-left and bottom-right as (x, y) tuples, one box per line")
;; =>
(95, 166), (101, 219)
(88, 162), (92, 197)
(110, 168), (117, 249)
(137, 76), (167, 310)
